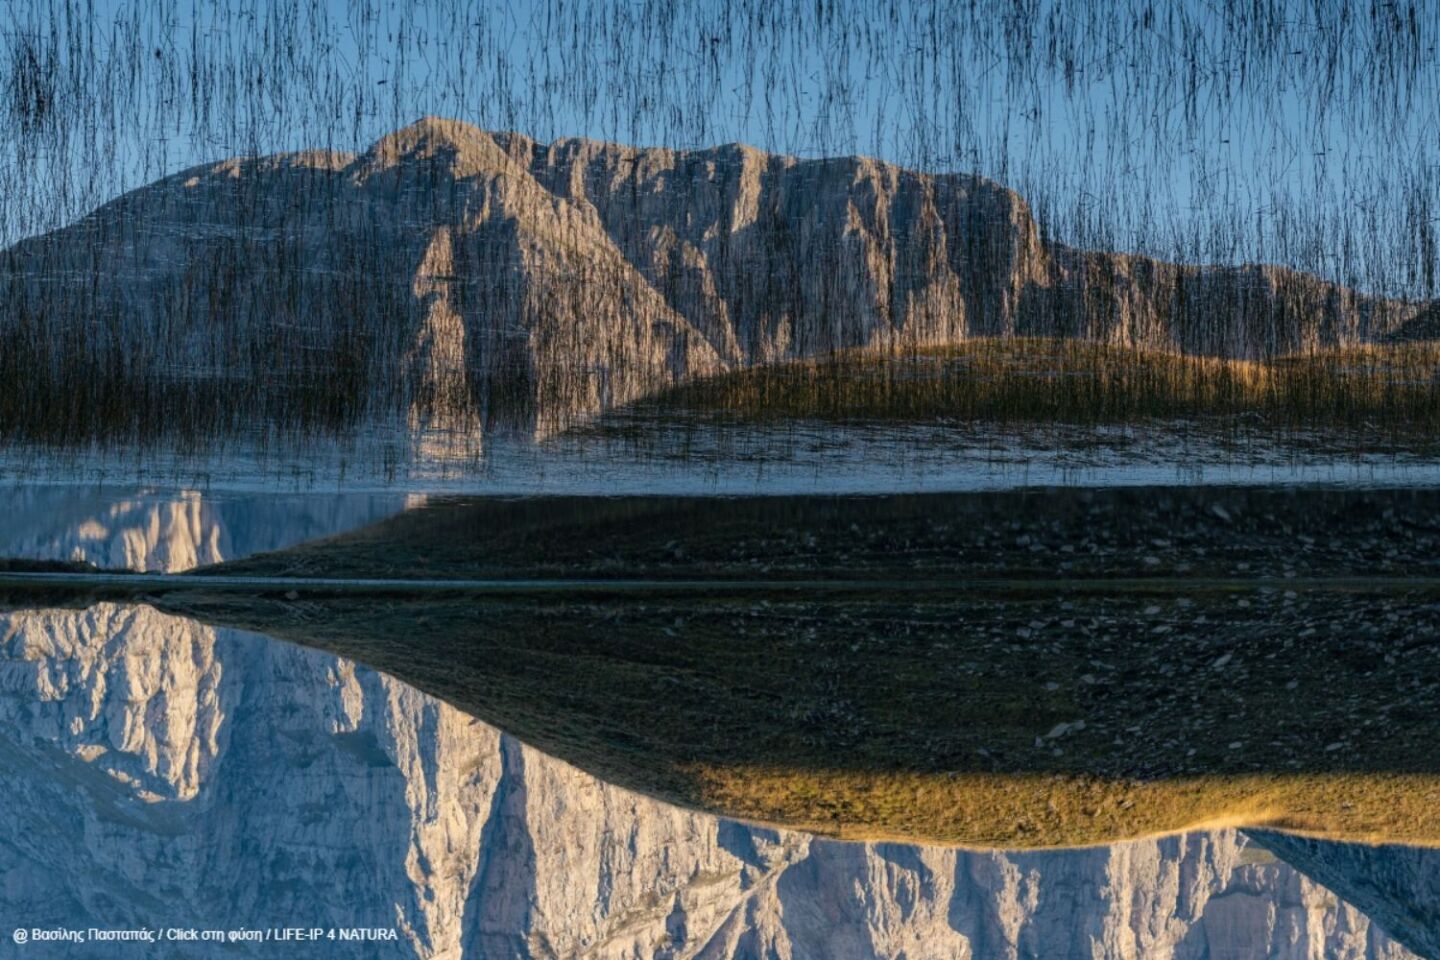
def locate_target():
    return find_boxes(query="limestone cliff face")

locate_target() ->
[0,119,721,436]
[0,601,1422,959]
[0,118,1425,437]
[508,133,1423,361]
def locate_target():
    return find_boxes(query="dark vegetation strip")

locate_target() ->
[8,570,1440,598]
[86,483,1440,846]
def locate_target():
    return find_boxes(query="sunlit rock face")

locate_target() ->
[507,135,1420,364]
[0,487,414,571]
[0,118,1424,438]
[0,602,1421,959]
[0,605,223,804]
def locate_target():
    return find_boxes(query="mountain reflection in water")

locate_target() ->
[0,601,1427,960]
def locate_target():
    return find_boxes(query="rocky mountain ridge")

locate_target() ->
[0,117,1425,436]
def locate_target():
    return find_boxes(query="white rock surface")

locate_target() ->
[0,602,1424,959]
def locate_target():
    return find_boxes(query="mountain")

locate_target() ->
[0,601,1422,959]
[494,131,1423,362]
[1384,301,1440,342]
[0,117,1426,436]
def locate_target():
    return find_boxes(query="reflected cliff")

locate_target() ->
[0,486,418,571]
[0,600,1429,960]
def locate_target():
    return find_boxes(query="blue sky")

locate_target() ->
[4,0,1437,296]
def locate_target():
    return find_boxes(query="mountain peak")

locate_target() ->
[383,115,482,146]
[357,116,509,179]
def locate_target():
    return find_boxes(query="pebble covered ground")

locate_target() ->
[201,485,1440,582]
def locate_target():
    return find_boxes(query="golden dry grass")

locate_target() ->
[686,768,1440,849]
[630,337,1440,433]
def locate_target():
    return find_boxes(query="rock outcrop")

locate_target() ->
[0,118,1426,437]
[0,601,1424,959]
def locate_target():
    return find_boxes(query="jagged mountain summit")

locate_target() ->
[0,117,1425,437]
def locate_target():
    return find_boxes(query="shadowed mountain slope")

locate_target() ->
[1249,830,1440,960]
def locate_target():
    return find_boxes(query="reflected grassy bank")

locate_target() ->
[156,585,1440,848]
[135,486,1440,848]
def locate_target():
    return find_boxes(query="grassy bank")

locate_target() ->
[620,338,1440,435]
[7,336,1440,449]
[162,587,1440,848]
[158,488,1440,848]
